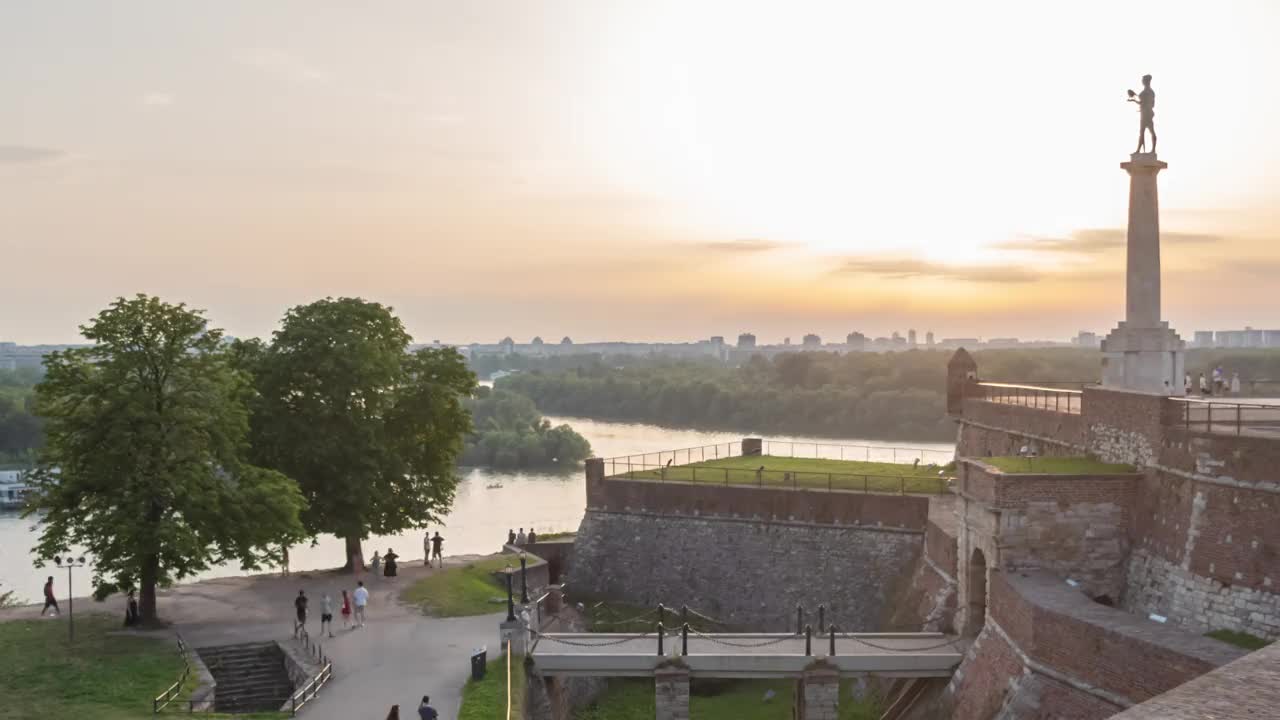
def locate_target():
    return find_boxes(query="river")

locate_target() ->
[0,417,953,603]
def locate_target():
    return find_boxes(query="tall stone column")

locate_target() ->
[655,666,689,720]
[1101,153,1185,395]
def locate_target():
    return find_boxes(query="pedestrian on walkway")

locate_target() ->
[386,704,400,720]
[320,593,335,638]
[1231,372,1241,395]
[1199,373,1210,396]
[353,581,369,627]
[340,589,352,630]
[424,531,432,567]
[1184,372,1192,395]
[418,695,438,720]
[527,528,537,545]
[430,532,444,567]
[294,590,309,637]
[124,590,140,627]
[515,528,526,545]
[40,576,59,617]
[384,549,399,579]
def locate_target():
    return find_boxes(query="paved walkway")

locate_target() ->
[0,553,505,719]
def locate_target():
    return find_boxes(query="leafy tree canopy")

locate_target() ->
[240,297,477,566]
[461,387,591,468]
[25,295,307,622]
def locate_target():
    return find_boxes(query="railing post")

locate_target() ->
[805,625,812,656]
[829,624,837,656]
[658,603,665,627]
[818,604,825,633]
[681,605,688,627]
[657,622,665,656]
[796,605,803,635]
[901,476,905,495]
[1237,404,1242,436]
[682,623,689,655]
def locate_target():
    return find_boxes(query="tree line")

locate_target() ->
[460,387,592,469]
[497,348,1280,442]
[25,295,476,624]
[0,368,43,466]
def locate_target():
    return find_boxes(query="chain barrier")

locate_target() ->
[531,629,654,647]
[686,627,797,648]
[833,633,963,652]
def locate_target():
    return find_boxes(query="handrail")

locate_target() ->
[505,638,513,720]
[1167,397,1280,436]
[152,634,191,714]
[608,464,953,496]
[976,381,1084,394]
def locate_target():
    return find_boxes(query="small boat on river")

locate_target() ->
[0,469,32,511]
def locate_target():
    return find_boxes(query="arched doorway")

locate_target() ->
[967,549,988,637]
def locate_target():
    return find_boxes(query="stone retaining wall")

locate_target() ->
[570,509,922,631]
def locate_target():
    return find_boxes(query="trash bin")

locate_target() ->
[470,647,487,681]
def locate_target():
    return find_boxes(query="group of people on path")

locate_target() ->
[293,581,370,639]
[507,527,537,546]
[1186,366,1242,396]
[385,696,438,720]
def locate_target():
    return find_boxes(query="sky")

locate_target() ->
[3,1,1280,345]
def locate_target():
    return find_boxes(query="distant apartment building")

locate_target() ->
[987,337,1021,347]
[1074,331,1100,348]
[802,333,822,348]
[940,338,981,349]
[846,331,866,351]
[907,329,917,346]
[925,331,935,346]
[1203,327,1280,348]
[1193,331,1215,348]
[737,333,756,349]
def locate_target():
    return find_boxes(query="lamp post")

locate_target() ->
[53,556,87,642]
[504,566,516,622]
[519,551,529,605]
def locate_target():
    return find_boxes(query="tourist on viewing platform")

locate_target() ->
[1231,372,1241,395]
[40,576,59,617]
[527,528,537,545]
[516,527,527,545]
[370,550,382,579]
[384,548,399,579]
[1199,373,1210,396]
[431,532,444,567]
[507,528,516,546]
[1185,373,1192,394]
[1213,365,1225,393]
[293,589,308,637]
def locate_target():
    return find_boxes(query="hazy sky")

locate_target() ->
[3,1,1279,345]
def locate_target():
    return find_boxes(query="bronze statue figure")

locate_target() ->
[1127,74,1156,153]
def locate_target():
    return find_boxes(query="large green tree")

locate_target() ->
[25,295,307,623]
[241,297,476,567]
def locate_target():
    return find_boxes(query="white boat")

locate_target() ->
[0,469,32,511]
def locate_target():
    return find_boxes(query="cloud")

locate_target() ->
[234,48,328,84]
[694,238,792,253]
[0,145,65,165]
[995,228,1223,253]
[833,257,1040,283]
[140,92,174,107]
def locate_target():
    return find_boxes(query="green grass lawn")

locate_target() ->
[0,614,289,720]
[612,455,952,495]
[401,554,521,617]
[1206,629,1272,650]
[981,456,1136,475]
[573,678,880,720]
[458,652,525,720]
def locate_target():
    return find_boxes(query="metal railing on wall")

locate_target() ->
[152,635,192,714]
[1169,397,1280,436]
[602,440,951,477]
[608,463,952,495]
[975,382,1084,414]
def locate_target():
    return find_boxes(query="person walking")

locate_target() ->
[431,532,445,568]
[384,548,399,579]
[369,551,382,580]
[386,705,400,720]
[1213,365,1225,393]
[515,528,526,546]
[1231,372,1241,395]
[340,589,352,630]
[124,590,140,627]
[353,581,369,627]
[1199,373,1210,396]
[424,531,432,567]
[418,695,438,720]
[293,590,309,638]
[320,592,335,638]
[40,576,59,617]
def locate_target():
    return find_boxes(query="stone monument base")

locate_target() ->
[1101,321,1184,396]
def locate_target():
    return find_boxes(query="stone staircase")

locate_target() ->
[197,641,295,713]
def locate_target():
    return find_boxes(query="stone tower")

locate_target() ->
[947,348,978,416]
[1101,153,1185,395]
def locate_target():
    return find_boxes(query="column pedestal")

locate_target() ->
[655,667,690,720]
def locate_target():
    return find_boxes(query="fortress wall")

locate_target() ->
[587,473,929,531]
[955,399,1086,458]
[569,509,922,631]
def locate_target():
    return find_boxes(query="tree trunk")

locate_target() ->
[139,552,160,624]
[344,536,364,572]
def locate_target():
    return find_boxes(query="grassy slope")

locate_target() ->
[458,652,525,720]
[981,456,1136,474]
[1206,629,1272,651]
[400,555,518,617]
[616,455,951,494]
[574,679,880,720]
[0,615,287,720]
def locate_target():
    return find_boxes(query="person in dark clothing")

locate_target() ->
[124,590,140,627]
[527,528,537,545]
[418,695,438,720]
[383,548,399,578]
[41,576,59,616]
[294,590,308,637]
[430,533,444,568]
[507,529,516,546]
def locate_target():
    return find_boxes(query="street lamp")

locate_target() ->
[53,556,87,642]
[504,565,516,622]
[519,551,529,605]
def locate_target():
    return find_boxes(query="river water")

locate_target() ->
[0,417,953,603]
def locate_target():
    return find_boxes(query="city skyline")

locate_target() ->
[5,1,1280,345]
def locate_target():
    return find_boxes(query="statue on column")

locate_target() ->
[1127,74,1156,153]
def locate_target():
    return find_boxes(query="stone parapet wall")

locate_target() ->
[1107,640,1280,720]
[570,510,921,631]
[587,475,929,531]
[956,399,1086,459]
[1160,428,1280,487]
[1125,549,1280,641]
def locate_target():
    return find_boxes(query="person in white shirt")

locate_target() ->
[1231,372,1241,395]
[320,593,335,638]
[515,528,527,545]
[353,581,369,627]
